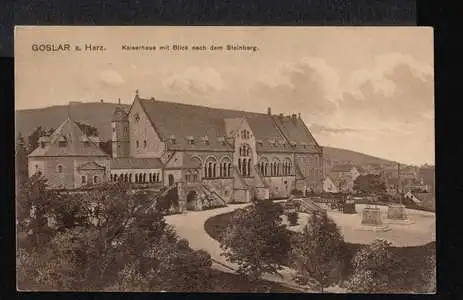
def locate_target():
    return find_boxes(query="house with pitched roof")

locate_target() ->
[108,91,324,203]
[28,118,110,189]
[328,164,361,192]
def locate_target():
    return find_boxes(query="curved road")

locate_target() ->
[165,204,302,290]
[165,202,435,292]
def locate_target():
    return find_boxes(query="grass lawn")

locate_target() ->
[204,209,435,293]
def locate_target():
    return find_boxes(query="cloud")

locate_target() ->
[309,123,363,135]
[340,53,434,123]
[163,67,226,96]
[249,56,339,116]
[99,69,126,87]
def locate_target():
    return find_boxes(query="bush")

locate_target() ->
[219,201,290,281]
[290,212,346,292]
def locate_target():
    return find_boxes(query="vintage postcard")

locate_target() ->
[15,26,435,293]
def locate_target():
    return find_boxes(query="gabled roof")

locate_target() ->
[111,157,163,170]
[28,118,109,157]
[136,97,321,154]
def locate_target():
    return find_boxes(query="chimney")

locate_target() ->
[291,114,297,120]
[135,89,139,99]
[298,113,301,119]
[100,99,104,103]
[267,107,271,115]
[279,113,283,119]
[118,98,121,104]
[150,97,155,101]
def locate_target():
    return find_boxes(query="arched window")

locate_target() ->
[272,158,280,177]
[220,157,232,177]
[56,164,63,173]
[239,143,252,176]
[283,158,292,176]
[204,157,218,178]
[129,174,132,183]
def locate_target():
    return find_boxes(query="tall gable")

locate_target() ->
[28,118,108,157]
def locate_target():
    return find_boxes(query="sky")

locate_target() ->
[15,26,434,166]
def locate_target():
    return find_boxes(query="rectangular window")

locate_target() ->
[94,176,98,184]
[81,175,86,184]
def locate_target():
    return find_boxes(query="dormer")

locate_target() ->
[169,134,176,144]
[217,136,226,145]
[38,136,49,148]
[202,136,210,145]
[268,138,276,146]
[256,139,263,147]
[80,135,90,146]
[58,135,67,147]
[187,136,195,145]
[289,141,297,147]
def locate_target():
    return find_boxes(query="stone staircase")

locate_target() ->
[292,198,326,214]
[198,183,227,209]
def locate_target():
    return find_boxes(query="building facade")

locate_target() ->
[28,91,325,203]
[28,118,111,189]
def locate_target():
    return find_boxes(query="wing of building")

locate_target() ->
[29,91,324,202]
[28,118,110,189]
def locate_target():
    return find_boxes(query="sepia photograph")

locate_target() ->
[15,26,435,293]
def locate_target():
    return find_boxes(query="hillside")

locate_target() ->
[323,146,396,166]
[15,102,395,166]
[15,102,130,142]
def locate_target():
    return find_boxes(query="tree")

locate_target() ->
[27,126,44,153]
[99,140,112,155]
[75,121,98,137]
[290,211,345,292]
[347,239,396,293]
[16,179,213,291]
[16,133,29,186]
[353,174,386,195]
[219,201,290,281]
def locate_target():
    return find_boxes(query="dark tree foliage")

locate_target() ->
[99,140,113,155]
[75,121,99,137]
[220,200,290,281]
[353,174,387,195]
[16,133,29,186]
[26,126,54,153]
[16,179,212,292]
[290,212,345,292]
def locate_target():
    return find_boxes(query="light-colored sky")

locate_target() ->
[15,26,434,165]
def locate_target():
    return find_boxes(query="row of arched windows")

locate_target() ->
[203,157,232,178]
[257,158,292,177]
[111,172,161,184]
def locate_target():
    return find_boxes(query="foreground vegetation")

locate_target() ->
[205,202,436,293]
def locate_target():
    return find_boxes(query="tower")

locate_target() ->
[111,103,130,158]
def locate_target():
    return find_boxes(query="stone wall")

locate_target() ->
[129,99,166,158]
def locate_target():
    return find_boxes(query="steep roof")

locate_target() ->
[28,118,109,157]
[137,97,321,154]
[111,157,163,170]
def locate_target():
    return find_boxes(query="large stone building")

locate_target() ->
[28,91,325,203]
[28,118,111,189]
